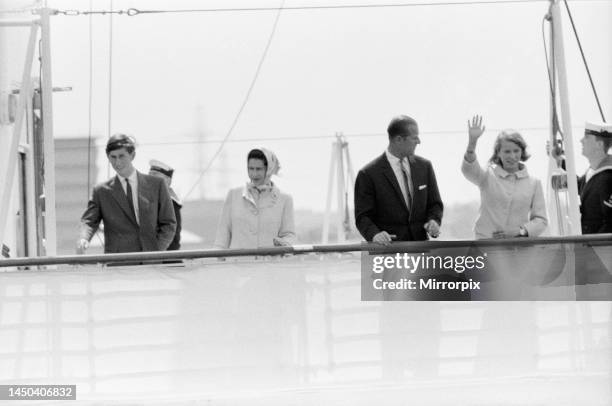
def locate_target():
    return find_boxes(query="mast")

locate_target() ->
[549,0,582,235]
[40,7,58,255]
[0,18,39,255]
[0,7,58,257]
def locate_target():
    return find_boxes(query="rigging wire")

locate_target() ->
[50,0,612,17]
[53,126,562,150]
[0,3,39,15]
[105,0,115,179]
[87,0,94,199]
[43,0,610,191]
[182,0,286,200]
[542,12,564,142]
[562,0,606,122]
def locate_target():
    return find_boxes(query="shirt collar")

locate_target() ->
[492,163,529,179]
[121,170,138,184]
[385,149,405,167]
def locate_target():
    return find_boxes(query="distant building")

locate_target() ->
[55,137,98,255]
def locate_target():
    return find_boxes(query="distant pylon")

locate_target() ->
[322,133,355,244]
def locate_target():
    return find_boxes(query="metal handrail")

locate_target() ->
[0,234,610,268]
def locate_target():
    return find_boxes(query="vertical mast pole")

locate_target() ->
[551,0,581,235]
[40,7,58,255]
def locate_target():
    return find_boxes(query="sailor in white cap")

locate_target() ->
[149,159,182,250]
[578,121,612,234]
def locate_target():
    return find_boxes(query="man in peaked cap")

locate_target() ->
[149,159,182,250]
[578,121,612,234]
[77,134,176,254]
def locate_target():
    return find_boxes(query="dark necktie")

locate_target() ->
[125,178,137,222]
[401,163,412,211]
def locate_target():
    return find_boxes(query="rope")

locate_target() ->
[87,0,93,198]
[0,2,39,15]
[563,0,607,122]
[106,0,114,179]
[542,11,565,161]
[53,0,589,17]
[182,0,286,200]
[52,126,566,150]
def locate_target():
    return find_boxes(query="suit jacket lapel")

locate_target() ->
[380,154,410,212]
[110,176,139,226]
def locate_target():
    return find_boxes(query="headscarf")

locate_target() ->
[260,147,281,184]
[246,148,281,200]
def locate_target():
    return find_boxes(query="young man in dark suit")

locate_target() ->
[354,115,443,244]
[76,134,176,254]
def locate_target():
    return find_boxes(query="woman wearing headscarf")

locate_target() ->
[214,148,296,249]
[462,115,547,239]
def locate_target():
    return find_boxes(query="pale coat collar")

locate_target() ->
[241,182,279,207]
[491,163,529,179]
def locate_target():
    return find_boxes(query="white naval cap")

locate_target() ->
[149,159,174,178]
[585,121,612,138]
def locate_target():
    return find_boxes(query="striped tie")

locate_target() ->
[401,164,412,211]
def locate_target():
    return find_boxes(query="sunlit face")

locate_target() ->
[108,147,135,178]
[396,124,420,158]
[497,140,522,172]
[247,158,267,186]
[580,133,601,159]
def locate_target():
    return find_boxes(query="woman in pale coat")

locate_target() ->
[462,115,547,239]
[214,148,296,249]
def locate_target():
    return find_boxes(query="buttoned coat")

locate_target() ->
[214,185,296,249]
[461,159,547,239]
[79,172,177,253]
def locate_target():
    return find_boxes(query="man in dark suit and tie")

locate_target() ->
[76,134,176,254]
[355,115,443,244]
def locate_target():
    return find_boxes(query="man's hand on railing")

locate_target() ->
[273,237,291,247]
[424,220,440,239]
[372,231,396,246]
[76,238,89,255]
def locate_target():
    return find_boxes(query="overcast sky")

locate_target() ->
[6,0,612,210]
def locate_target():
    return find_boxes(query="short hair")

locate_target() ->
[106,133,135,155]
[387,115,418,139]
[596,135,612,153]
[247,149,267,167]
[489,130,530,165]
